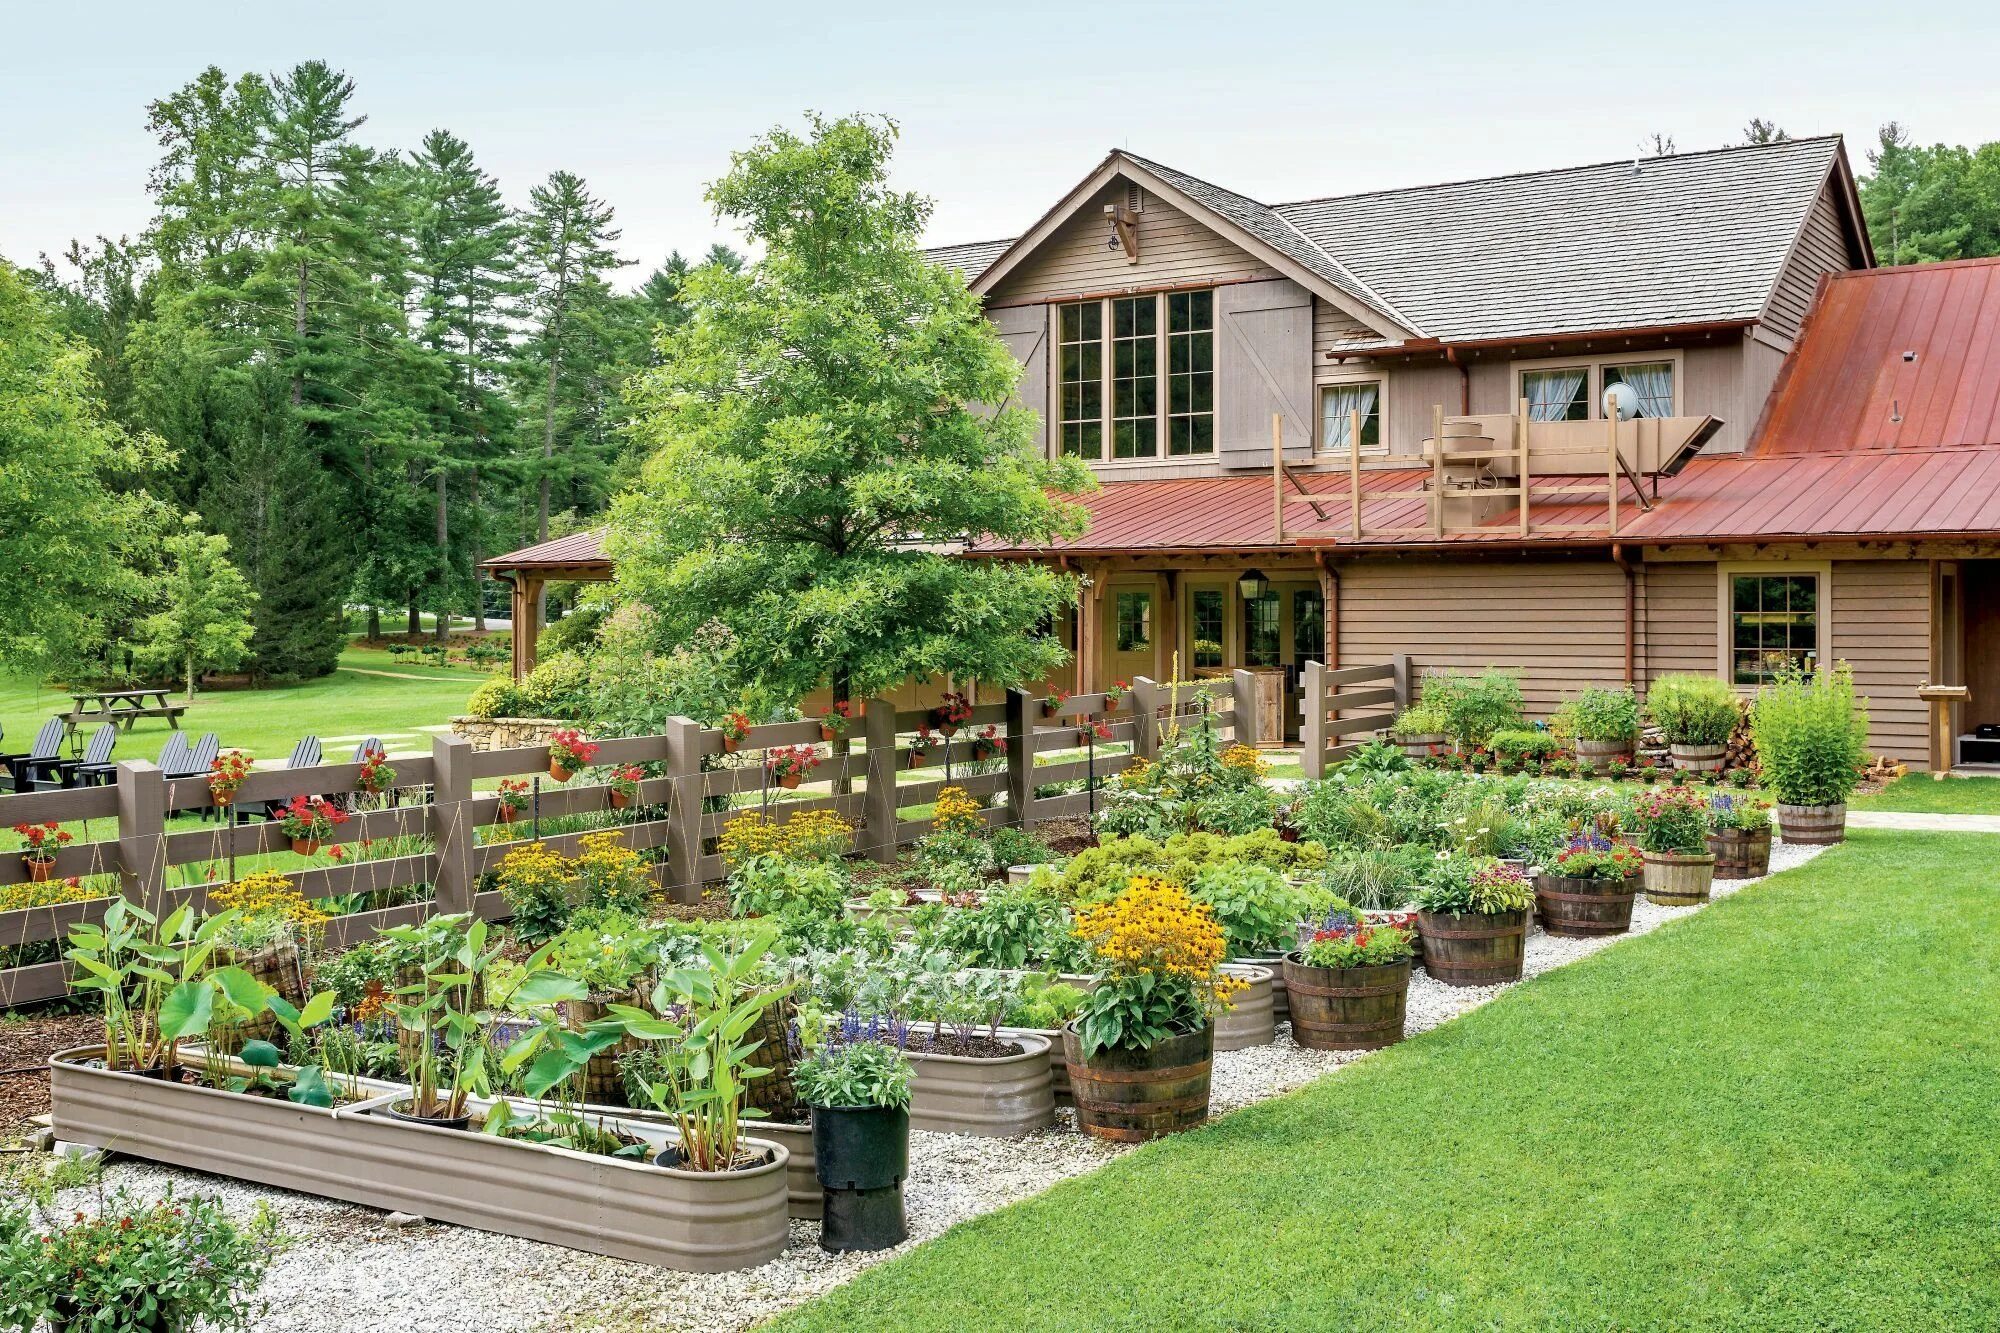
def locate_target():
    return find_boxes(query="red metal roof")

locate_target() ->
[478,527,612,572]
[1756,257,2000,456]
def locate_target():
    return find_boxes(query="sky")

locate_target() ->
[5,0,1999,287]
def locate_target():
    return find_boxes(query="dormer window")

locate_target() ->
[1056,290,1214,460]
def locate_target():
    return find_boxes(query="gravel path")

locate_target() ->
[33,844,1824,1333]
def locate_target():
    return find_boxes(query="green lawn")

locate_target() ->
[1852,774,2000,815]
[0,643,490,765]
[772,830,2000,1332]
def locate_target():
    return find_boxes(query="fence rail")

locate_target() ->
[0,672,1258,1007]
[1299,657,1410,778]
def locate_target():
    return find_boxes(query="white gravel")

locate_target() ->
[35,843,1825,1332]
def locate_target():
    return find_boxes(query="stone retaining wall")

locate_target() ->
[448,716,569,752]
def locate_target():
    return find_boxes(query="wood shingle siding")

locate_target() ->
[984,187,1279,305]
[1831,559,1930,764]
[1335,558,1629,716]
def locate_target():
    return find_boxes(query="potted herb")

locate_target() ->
[1283,904,1416,1051]
[765,744,820,790]
[930,690,973,737]
[208,749,254,809]
[1412,855,1533,987]
[1064,876,1243,1141]
[796,1018,914,1253]
[1705,793,1773,878]
[495,777,530,823]
[906,727,937,768]
[1647,674,1740,772]
[1388,697,1451,761]
[1559,685,1641,772]
[275,795,347,856]
[1750,662,1867,845]
[1534,835,1643,937]
[356,745,396,796]
[720,710,752,754]
[1632,785,1717,905]
[607,764,644,810]
[817,699,860,742]
[13,822,70,882]
[0,1189,286,1333]
[546,727,599,781]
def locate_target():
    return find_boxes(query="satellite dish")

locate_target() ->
[1603,382,1641,421]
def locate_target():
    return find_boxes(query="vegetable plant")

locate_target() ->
[1646,674,1742,747]
[1557,685,1642,744]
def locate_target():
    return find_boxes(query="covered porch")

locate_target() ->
[477,529,613,680]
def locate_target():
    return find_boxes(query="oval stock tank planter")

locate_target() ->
[1213,963,1275,1051]
[1669,743,1727,772]
[906,1032,1055,1137]
[1062,1024,1213,1143]
[1776,803,1846,845]
[1282,956,1411,1051]
[1534,872,1640,938]
[1642,850,1716,906]
[1707,827,1772,878]
[1416,909,1528,987]
[48,1049,790,1271]
[1231,955,1290,1021]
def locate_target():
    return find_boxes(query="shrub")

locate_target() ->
[1557,685,1641,743]
[1750,662,1869,807]
[1340,738,1410,775]
[1489,728,1558,765]
[1440,669,1527,749]
[1004,974,1088,1029]
[933,885,1081,970]
[1187,861,1313,957]
[1647,674,1742,747]
[465,676,529,720]
[520,652,593,719]
[1388,696,1451,740]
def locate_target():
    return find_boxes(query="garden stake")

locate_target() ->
[531,774,542,838]
[1086,724,1097,819]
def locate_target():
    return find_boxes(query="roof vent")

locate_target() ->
[1126,183,1144,213]
[1903,350,1918,363]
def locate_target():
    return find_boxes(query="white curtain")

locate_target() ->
[1321,382,1380,451]
[1524,368,1586,421]
[1616,363,1675,418]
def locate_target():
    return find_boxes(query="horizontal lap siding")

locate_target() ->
[1337,559,1628,718]
[1642,562,1718,683]
[1763,185,1853,345]
[1833,560,1930,765]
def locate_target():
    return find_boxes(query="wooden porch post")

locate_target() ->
[510,576,543,682]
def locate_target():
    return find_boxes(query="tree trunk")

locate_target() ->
[186,649,198,702]
[832,666,852,797]
[536,339,560,630]
[435,467,450,647]
[469,467,486,632]
[407,595,421,639]
[366,605,380,640]
[291,255,308,408]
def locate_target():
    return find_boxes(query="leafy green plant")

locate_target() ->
[1646,674,1742,747]
[1438,669,1526,749]
[933,885,1080,970]
[1558,685,1642,744]
[65,900,237,1072]
[378,913,510,1121]
[727,854,849,920]
[1341,738,1410,775]
[1708,793,1773,833]
[1388,696,1451,740]
[1319,845,1429,910]
[1297,921,1415,968]
[1489,728,1558,765]
[1003,974,1088,1030]
[1750,662,1868,807]
[1187,862,1312,956]
[795,1033,913,1111]
[465,676,530,720]
[1070,877,1240,1058]
[1412,856,1533,915]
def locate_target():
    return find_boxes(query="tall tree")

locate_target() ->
[611,114,1092,713]
[0,265,169,675]
[1859,122,2000,265]
[135,519,257,698]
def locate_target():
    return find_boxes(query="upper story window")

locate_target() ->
[1318,380,1384,455]
[1055,290,1213,460]
[1518,357,1678,421]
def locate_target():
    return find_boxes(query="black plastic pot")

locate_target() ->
[811,1104,909,1252]
[382,1099,473,1132]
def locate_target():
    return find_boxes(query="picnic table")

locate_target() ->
[67,688,187,735]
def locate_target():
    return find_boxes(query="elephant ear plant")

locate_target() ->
[610,930,796,1171]
[65,900,240,1073]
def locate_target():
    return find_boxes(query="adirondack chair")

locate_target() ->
[4,718,68,793]
[31,725,116,791]
[342,737,384,811]
[163,732,217,781]
[156,732,190,779]
[240,736,324,824]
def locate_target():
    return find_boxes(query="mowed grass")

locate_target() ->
[0,643,490,764]
[772,830,2000,1333]
[1852,773,2000,814]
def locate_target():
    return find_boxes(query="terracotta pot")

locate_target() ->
[1062,1023,1212,1143]
[212,790,235,808]
[1776,802,1846,845]
[609,791,631,810]
[1643,849,1716,905]
[1534,871,1639,937]
[549,761,574,782]
[1283,956,1411,1051]
[907,751,927,769]
[24,858,53,883]
[496,804,520,824]
[722,735,741,754]
[777,773,802,790]
[289,838,321,857]
[819,724,839,742]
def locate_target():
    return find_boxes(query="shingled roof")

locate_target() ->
[924,136,1864,347]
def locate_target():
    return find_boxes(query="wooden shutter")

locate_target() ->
[1215,279,1313,469]
[985,303,1050,454]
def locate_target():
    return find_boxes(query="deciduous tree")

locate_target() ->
[135,520,258,697]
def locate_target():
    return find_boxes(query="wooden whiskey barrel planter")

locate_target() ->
[1776,803,1846,845]
[1533,872,1639,938]
[209,940,303,1053]
[1397,733,1448,762]
[1415,909,1527,987]
[1705,828,1772,878]
[1573,738,1631,772]
[1061,1024,1213,1143]
[1282,957,1411,1051]
[1669,743,1727,772]
[1642,850,1716,906]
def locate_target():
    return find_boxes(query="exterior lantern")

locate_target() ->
[1237,568,1270,601]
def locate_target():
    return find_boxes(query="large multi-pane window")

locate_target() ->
[1729,573,1819,685]
[1057,301,1103,458]
[1053,290,1213,460]
[1190,589,1225,668]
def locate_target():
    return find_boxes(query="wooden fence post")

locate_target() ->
[1301,661,1327,779]
[114,760,166,916]
[863,698,899,863]
[1231,669,1261,748]
[1392,652,1412,713]
[1129,676,1159,760]
[1006,688,1034,831]
[663,716,704,903]
[430,734,475,916]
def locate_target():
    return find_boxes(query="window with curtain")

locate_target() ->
[1057,301,1104,459]
[1115,591,1152,652]
[1730,574,1819,685]
[1191,589,1225,668]
[1603,361,1675,418]
[1319,381,1383,454]
[1110,296,1158,459]
[1166,290,1215,455]
[1522,367,1590,420]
